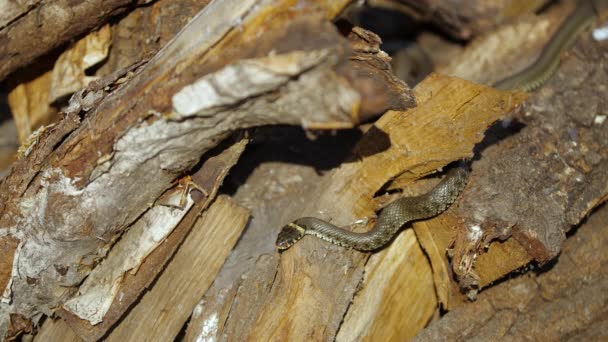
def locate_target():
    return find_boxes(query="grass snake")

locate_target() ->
[275,0,603,251]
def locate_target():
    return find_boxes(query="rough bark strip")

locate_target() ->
[191,74,526,341]
[413,5,608,297]
[105,195,250,342]
[0,0,151,82]
[449,20,608,292]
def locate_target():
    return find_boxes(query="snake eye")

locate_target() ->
[276,224,305,250]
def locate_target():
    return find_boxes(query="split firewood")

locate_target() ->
[414,1,608,305]
[415,202,608,341]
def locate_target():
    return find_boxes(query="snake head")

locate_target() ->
[276,223,306,251]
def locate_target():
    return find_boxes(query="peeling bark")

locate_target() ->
[440,14,608,295]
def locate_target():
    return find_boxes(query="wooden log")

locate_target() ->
[33,318,80,342]
[0,0,149,82]
[415,202,608,341]
[104,195,250,341]
[335,230,437,342]
[5,0,213,144]
[56,138,247,341]
[415,3,608,300]
[438,1,576,86]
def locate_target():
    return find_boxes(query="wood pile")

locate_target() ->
[0,0,606,340]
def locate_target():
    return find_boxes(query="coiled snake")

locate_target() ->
[275,0,603,251]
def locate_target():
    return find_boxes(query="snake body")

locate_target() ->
[276,164,469,251]
[494,0,602,91]
[275,0,601,251]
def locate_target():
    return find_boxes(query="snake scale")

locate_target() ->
[275,0,603,251]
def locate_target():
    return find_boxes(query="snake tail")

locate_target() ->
[494,0,600,91]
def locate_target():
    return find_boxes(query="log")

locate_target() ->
[5,0,213,143]
[1,0,420,337]
[57,138,247,340]
[0,0,149,82]
[105,195,250,341]
[415,2,608,300]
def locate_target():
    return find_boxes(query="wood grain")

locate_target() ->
[336,230,437,342]
[105,195,249,341]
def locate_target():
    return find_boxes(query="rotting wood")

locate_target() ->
[189,73,526,341]
[1,0,416,337]
[415,202,608,341]
[103,195,250,342]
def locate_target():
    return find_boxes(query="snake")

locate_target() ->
[494,0,604,91]
[275,0,602,251]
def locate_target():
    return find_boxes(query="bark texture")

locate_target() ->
[415,202,608,341]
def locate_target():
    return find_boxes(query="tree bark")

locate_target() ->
[0,0,151,82]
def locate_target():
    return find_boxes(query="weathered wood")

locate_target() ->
[438,1,575,85]
[0,0,382,337]
[5,0,213,144]
[189,73,526,340]
[104,195,249,341]
[336,230,437,341]
[415,202,608,341]
[56,138,247,341]
[0,0,148,82]
[34,318,80,342]
[334,75,527,339]
[416,5,608,298]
